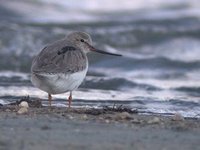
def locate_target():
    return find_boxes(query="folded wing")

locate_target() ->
[31,42,87,74]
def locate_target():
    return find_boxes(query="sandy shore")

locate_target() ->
[0,101,200,150]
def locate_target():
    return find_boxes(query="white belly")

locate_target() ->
[31,69,87,94]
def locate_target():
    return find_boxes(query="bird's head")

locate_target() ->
[67,32,122,56]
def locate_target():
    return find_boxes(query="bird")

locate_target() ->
[31,31,121,108]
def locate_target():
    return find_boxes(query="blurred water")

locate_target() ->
[0,0,200,118]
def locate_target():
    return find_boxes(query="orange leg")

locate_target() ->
[68,92,72,108]
[48,93,52,107]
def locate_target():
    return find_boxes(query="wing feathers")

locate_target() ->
[31,44,87,74]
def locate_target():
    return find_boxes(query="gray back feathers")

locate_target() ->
[31,38,87,74]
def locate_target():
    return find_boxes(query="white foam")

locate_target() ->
[143,104,200,118]
[0,71,29,80]
[0,86,135,101]
[2,0,200,23]
[141,38,200,62]
[0,85,199,118]
[0,99,9,105]
[40,0,200,12]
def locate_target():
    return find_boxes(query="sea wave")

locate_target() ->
[0,0,200,118]
[1,0,200,23]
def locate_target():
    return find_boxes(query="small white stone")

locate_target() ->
[115,112,132,120]
[105,119,110,123]
[17,107,28,115]
[172,113,184,121]
[67,115,74,120]
[19,101,29,108]
[147,117,160,124]
[5,109,11,112]
[82,114,88,120]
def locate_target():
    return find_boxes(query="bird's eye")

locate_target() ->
[80,39,84,42]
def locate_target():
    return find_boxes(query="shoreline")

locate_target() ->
[0,103,200,150]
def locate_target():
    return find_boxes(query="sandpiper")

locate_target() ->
[31,32,121,107]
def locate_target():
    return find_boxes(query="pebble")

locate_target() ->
[131,118,141,124]
[147,117,161,124]
[41,125,51,130]
[17,107,28,115]
[114,112,132,120]
[82,114,88,120]
[19,101,29,108]
[98,117,104,120]
[105,119,110,123]
[67,115,74,120]
[5,109,11,112]
[172,113,184,121]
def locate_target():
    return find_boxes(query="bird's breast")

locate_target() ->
[31,65,88,94]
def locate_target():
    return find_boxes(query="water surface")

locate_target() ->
[1,0,200,118]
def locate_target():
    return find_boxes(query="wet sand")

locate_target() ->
[0,102,200,150]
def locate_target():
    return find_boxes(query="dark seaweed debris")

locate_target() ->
[103,105,138,114]
[83,105,138,115]
[9,96,42,108]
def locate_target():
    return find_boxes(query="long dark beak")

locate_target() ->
[86,42,122,56]
[91,49,122,56]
